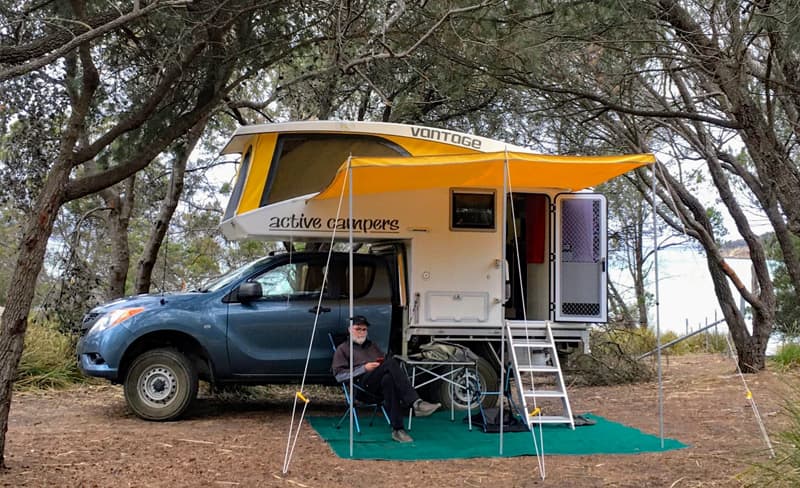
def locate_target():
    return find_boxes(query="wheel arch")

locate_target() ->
[119,331,214,384]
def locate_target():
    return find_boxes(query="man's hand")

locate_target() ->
[364,361,381,372]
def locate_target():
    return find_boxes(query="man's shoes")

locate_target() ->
[413,399,441,417]
[392,429,413,443]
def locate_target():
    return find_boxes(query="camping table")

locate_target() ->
[396,356,478,431]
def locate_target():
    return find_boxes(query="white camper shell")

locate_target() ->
[219,121,654,355]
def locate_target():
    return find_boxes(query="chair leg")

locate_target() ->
[368,405,378,426]
[381,406,391,425]
[353,407,362,433]
[335,406,362,433]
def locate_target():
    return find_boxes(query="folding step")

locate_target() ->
[506,320,575,430]
[528,415,574,425]
[516,365,559,373]
[511,340,554,348]
[520,390,565,398]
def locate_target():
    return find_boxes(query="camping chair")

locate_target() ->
[327,333,390,433]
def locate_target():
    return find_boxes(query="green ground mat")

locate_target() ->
[307,412,687,460]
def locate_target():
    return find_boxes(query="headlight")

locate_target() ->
[89,307,144,335]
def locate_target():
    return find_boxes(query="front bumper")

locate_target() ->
[76,327,132,381]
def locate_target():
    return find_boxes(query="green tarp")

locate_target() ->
[308,412,686,461]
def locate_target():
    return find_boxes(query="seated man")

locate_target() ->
[331,315,440,443]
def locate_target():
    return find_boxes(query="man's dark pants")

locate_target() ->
[359,358,419,430]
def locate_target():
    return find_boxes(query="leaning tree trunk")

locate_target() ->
[707,258,771,372]
[134,119,203,294]
[0,164,70,467]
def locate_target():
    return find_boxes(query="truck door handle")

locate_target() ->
[308,306,331,314]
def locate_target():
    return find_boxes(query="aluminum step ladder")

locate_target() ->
[506,320,575,429]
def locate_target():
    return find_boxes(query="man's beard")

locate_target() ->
[352,335,367,345]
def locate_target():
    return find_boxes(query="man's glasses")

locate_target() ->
[351,326,368,332]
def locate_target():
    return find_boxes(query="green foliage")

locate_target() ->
[766,233,800,340]
[0,207,23,307]
[770,343,800,372]
[16,320,84,390]
[663,330,729,355]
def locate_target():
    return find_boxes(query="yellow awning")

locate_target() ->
[313,151,655,199]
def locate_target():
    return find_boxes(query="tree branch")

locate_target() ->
[0,1,189,82]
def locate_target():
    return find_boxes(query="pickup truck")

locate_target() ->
[77,251,400,421]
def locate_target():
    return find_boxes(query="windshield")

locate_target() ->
[201,256,274,292]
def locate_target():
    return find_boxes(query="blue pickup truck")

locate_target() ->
[77,251,397,420]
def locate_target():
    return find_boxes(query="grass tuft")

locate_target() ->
[16,320,85,390]
[742,399,800,487]
[771,343,800,372]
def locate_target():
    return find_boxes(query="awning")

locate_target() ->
[313,151,655,200]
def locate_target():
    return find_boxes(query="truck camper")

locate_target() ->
[219,121,654,408]
[77,120,654,421]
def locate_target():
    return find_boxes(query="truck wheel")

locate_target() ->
[436,356,499,411]
[124,348,198,421]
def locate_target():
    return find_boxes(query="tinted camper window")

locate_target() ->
[451,190,495,230]
[223,147,252,220]
[261,134,408,206]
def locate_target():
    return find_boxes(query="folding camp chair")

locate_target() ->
[328,333,390,433]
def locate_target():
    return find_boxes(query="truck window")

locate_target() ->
[254,261,329,299]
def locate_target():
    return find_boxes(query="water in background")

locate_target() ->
[611,246,782,354]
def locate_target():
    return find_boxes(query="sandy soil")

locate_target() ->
[1,353,796,487]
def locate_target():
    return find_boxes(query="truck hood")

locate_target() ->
[89,292,207,313]
[81,292,211,333]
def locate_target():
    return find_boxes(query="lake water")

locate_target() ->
[611,246,783,354]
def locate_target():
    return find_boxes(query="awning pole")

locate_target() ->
[651,162,664,446]
[499,151,509,455]
[348,156,355,457]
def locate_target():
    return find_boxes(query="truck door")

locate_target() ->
[226,255,340,377]
[554,194,608,322]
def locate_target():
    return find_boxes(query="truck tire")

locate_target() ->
[124,348,198,421]
[436,356,499,411]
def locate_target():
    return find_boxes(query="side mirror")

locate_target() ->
[237,282,263,302]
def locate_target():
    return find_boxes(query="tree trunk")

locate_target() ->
[0,163,70,467]
[135,120,204,294]
[608,279,636,327]
[634,240,649,329]
[102,176,135,299]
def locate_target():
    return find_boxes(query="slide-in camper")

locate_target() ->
[219,121,653,406]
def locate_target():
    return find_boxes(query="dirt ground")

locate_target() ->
[1,353,797,487]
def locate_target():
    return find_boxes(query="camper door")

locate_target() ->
[554,194,607,322]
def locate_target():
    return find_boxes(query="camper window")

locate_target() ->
[223,146,252,221]
[451,190,495,231]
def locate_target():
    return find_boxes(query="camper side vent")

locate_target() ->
[562,303,600,316]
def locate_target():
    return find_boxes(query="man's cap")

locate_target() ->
[351,315,370,326]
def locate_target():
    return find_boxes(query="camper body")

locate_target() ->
[77,120,653,421]
[220,121,622,346]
